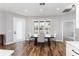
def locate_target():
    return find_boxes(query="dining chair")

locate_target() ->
[49,33,57,46]
[53,33,57,46]
[45,34,51,46]
[54,33,57,38]
[44,38,48,45]
[26,33,32,45]
[37,32,45,47]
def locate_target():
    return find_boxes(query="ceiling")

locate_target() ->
[0,3,75,16]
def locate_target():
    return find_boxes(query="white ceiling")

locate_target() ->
[0,3,75,16]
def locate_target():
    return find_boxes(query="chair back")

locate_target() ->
[37,32,45,43]
[54,33,57,38]
[26,33,31,40]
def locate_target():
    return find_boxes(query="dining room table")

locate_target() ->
[31,34,54,46]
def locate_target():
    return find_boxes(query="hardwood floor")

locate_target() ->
[0,41,66,56]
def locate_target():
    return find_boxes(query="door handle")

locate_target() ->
[14,31,16,34]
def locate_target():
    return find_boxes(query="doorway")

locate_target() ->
[13,17,25,42]
[63,21,75,41]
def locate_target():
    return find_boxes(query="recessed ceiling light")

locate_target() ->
[40,9,43,11]
[40,3,45,5]
[25,9,28,12]
[56,8,60,11]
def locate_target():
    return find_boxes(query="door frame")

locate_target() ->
[62,20,75,41]
[13,17,26,43]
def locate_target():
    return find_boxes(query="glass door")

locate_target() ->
[33,19,51,36]
[45,21,51,35]
[39,21,45,33]
[63,21,75,41]
[33,21,39,37]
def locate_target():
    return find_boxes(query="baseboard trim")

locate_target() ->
[5,39,63,45]
[55,40,63,42]
[5,42,15,45]
[5,40,27,45]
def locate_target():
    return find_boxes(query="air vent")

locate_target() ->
[62,4,75,13]
[40,3,45,5]
[62,8,72,13]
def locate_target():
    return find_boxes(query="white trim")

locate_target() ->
[55,39,63,42]
[5,40,26,45]
[62,21,64,41]
[4,42,15,45]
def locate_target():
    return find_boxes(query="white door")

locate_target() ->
[63,21,75,41]
[13,17,25,42]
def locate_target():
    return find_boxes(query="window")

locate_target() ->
[34,21,39,34]
[33,19,51,35]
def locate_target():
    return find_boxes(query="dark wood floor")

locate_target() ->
[0,41,66,56]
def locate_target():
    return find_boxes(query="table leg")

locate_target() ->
[0,35,4,45]
[34,38,37,46]
[48,38,50,47]
[2,35,4,45]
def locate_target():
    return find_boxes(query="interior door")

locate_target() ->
[13,17,25,42]
[63,21,75,41]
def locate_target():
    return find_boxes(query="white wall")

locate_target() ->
[25,12,76,41]
[0,12,6,34]
[0,11,27,45]
[0,11,76,45]
[5,12,27,45]
[53,16,63,41]
[25,16,55,36]
[54,11,76,41]
[75,5,79,41]
[5,13,14,44]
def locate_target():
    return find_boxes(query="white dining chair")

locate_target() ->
[53,33,57,41]
[45,34,51,42]
[26,33,32,45]
[37,32,45,47]
[50,33,57,45]
[53,33,57,46]
[54,33,57,38]
[26,33,31,40]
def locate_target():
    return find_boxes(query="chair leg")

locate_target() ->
[29,40,31,46]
